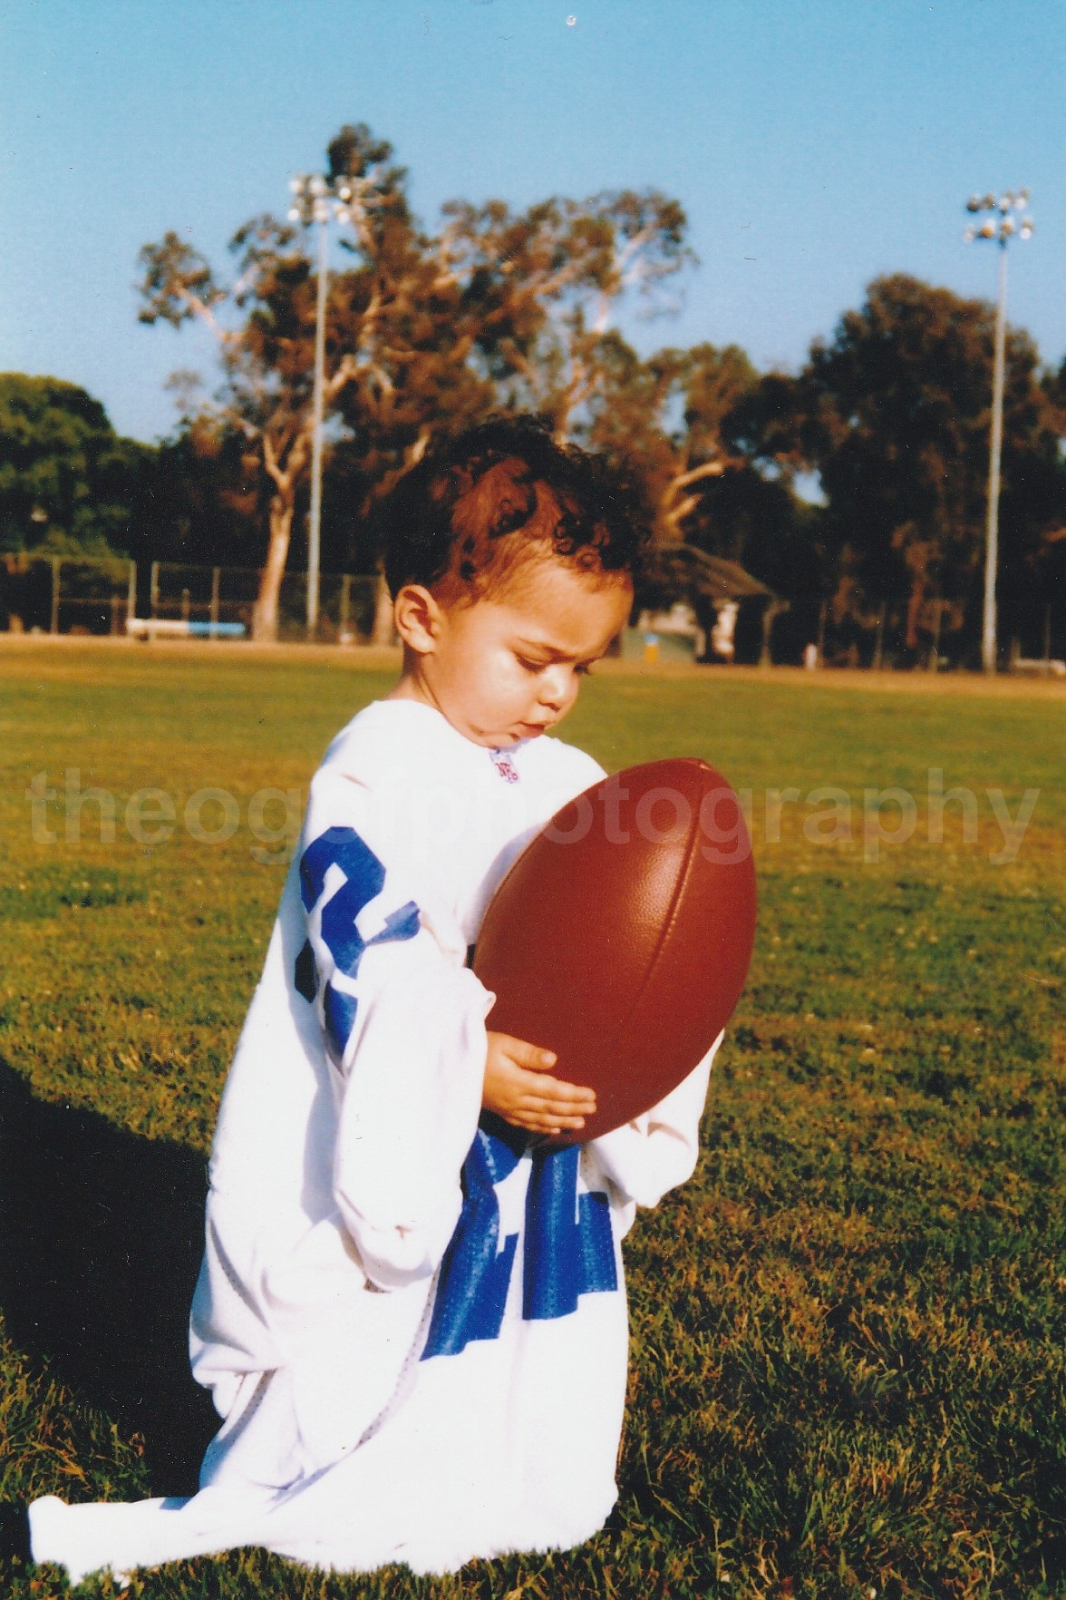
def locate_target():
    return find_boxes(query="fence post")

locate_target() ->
[816,598,827,666]
[340,574,351,641]
[759,603,772,667]
[50,557,60,635]
[928,600,942,672]
[760,598,788,667]
[210,566,220,639]
[127,560,137,626]
[873,603,886,672]
[150,561,159,622]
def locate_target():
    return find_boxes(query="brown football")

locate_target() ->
[473,757,756,1146]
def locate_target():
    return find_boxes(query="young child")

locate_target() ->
[29,417,720,1585]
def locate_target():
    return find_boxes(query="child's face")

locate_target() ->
[399,558,632,748]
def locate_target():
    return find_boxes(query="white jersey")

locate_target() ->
[29,698,718,1585]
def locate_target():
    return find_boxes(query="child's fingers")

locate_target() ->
[509,1109,585,1134]
[482,1033,595,1128]
[500,1034,558,1072]
[549,1076,596,1105]
[529,1075,596,1111]
[497,1039,596,1106]
[514,1087,595,1122]
[510,1083,595,1119]
[517,1098,589,1122]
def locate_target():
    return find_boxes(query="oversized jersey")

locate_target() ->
[28,699,717,1585]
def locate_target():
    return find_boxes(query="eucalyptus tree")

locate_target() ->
[583,338,757,543]
[137,125,485,640]
[137,127,717,641]
[731,274,1065,658]
[448,189,693,442]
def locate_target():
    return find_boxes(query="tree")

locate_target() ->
[138,124,486,641]
[732,275,1066,660]
[449,190,693,442]
[584,338,757,543]
[0,374,155,557]
[132,412,265,570]
[137,137,701,640]
[996,357,1066,655]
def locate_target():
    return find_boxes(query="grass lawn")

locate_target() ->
[1,640,1064,1599]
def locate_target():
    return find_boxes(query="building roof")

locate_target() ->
[640,544,774,606]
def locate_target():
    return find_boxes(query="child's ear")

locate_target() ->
[393,584,444,654]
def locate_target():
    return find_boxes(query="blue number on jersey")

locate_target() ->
[523,1144,617,1321]
[421,1130,522,1359]
[422,1131,617,1360]
[296,825,420,1058]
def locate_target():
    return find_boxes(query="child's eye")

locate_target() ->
[515,655,594,677]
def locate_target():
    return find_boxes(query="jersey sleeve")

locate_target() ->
[296,756,458,1074]
[295,750,492,1290]
[585,1032,722,1212]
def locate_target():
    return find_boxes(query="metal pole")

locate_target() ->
[873,602,886,672]
[127,560,137,624]
[150,560,159,620]
[210,565,220,639]
[929,600,942,672]
[759,601,773,667]
[982,244,1008,673]
[50,558,60,634]
[340,572,351,641]
[307,216,329,638]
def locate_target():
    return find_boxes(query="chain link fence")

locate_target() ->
[1,556,381,643]
[1,554,136,635]
[2,554,1059,669]
[146,563,379,642]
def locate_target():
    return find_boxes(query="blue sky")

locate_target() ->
[1,0,1063,443]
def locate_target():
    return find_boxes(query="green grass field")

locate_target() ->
[1,641,1064,1599]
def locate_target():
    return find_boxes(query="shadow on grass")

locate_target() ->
[0,1058,219,1493]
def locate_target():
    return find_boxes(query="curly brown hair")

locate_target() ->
[381,415,648,606]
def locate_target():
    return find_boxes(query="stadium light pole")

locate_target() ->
[288,172,357,637]
[964,189,1033,673]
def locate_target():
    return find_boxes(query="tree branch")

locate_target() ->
[174,282,233,347]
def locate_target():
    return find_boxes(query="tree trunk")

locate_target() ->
[657,479,692,545]
[253,493,294,643]
[904,559,929,653]
[370,570,397,647]
[657,460,727,545]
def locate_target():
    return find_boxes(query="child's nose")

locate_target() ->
[538,665,573,710]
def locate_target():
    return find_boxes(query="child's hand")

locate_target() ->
[483,1030,597,1137]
